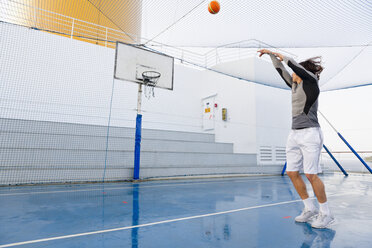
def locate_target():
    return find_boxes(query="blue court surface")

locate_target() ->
[0,174,371,248]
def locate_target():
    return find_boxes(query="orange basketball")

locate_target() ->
[208,1,220,14]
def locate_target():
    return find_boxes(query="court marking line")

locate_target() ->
[0,192,352,248]
[0,176,283,196]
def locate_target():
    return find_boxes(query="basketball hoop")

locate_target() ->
[142,71,161,98]
[114,42,174,180]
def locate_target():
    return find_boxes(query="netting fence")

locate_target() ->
[0,20,272,185]
[2,2,370,185]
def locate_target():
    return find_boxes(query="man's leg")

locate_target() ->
[286,130,318,222]
[302,128,334,228]
[287,171,318,223]
[287,171,309,200]
[305,174,326,203]
[306,173,334,228]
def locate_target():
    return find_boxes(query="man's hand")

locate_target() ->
[258,49,284,61]
[258,49,272,57]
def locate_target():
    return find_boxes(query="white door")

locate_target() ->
[202,95,216,131]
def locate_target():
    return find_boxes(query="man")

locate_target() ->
[258,49,334,228]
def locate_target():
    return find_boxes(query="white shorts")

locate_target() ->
[286,127,323,174]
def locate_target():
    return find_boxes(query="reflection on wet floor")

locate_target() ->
[0,174,371,247]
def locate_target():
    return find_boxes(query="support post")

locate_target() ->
[323,144,348,176]
[319,111,372,174]
[134,84,143,180]
[281,162,287,176]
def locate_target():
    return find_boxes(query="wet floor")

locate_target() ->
[0,174,371,247]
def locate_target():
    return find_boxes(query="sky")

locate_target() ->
[319,85,372,152]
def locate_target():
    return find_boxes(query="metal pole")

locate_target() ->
[105,27,108,47]
[33,6,37,28]
[137,84,143,115]
[215,49,218,65]
[281,162,287,176]
[71,18,75,39]
[323,144,348,176]
[319,110,372,174]
[318,111,337,133]
[134,84,143,180]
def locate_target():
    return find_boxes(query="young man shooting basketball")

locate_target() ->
[258,49,334,229]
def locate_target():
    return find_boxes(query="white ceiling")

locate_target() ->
[141,0,372,48]
[139,0,372,91]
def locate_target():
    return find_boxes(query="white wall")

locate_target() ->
[0,22,291,157]
[0,23,204,133]
[201,59,291,157]
[200,69,257,153]
[109,64,205,132]
[254,84,292,165]
[0,23,115,126]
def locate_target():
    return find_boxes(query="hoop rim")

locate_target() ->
[142,71,161,79]
[142,71,161,85]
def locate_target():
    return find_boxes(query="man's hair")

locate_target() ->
[299,56,324,80]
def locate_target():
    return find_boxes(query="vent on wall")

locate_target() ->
[275,147,286,162]
[259,146,272,162]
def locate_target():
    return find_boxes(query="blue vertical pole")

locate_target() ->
[281,162,287,176]
[323,144,348,176]
[133,114,142,180]
[134,84,143,180]
[337,132,372,174]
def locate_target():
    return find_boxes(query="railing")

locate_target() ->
[321,151,372,173]
[0,0,139,48]
[0,0,296,69]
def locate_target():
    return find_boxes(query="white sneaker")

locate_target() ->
[295,209,319,223]
[311,212,335,229]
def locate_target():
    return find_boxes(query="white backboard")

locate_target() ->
[114,42,174,90]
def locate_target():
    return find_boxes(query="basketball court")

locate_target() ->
[1,0,372,247]
[1,175,371,247]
